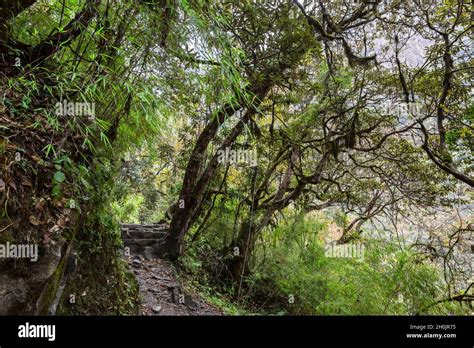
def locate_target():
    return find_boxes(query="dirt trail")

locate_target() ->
[126,256,222,316]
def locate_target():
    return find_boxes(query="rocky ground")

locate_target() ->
[126,255,222,316]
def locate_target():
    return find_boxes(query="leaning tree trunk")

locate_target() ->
[223,152,330,283]
[161,85,271,260]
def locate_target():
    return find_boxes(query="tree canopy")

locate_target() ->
[0,0,472,316]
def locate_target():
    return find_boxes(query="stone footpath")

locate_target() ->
[121,223,222,316]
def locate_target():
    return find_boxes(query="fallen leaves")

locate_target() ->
[29,215,41,226]
[35,197,46,211]
[8,181,17,191]
[21,178,32,187]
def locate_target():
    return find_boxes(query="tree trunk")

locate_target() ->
[228,220,257,280]
[162,85,271,260]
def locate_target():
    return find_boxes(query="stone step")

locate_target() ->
[120,223,169,260]
[121,230,167,240]
[124,240,169,260]
[121,223,168,230]
[123,238,162,247]
[127,245,162,259]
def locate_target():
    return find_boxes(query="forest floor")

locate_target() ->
[126,255,223,316]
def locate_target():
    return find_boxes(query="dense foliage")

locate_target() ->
[0,0,472,315]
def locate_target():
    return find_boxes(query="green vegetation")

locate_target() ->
[0,0,472,315]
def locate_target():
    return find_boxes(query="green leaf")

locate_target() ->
[52,184,61,197]
[53,171,65,183]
